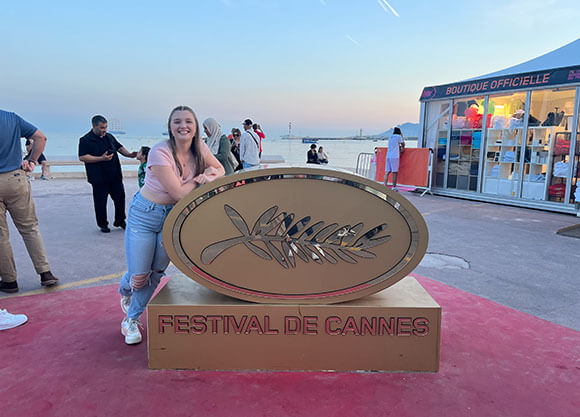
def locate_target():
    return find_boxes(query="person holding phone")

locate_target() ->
[78,115,137,233]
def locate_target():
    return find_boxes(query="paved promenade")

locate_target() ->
[3,177,579,330]
[1,176,579,417]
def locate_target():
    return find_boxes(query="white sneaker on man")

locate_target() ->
[0,309,28,331]
[120,295,131,314]
[121,317,142,345]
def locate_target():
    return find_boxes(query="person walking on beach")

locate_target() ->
[240,119,260,169]
[136,146,150,188]
[118,106,224,345]
[24,138,51,180]
[0,110,59,293]
[307,144,319,164]
[78,115,137,233]
[384,127,405,191]
[203,117,235,175]
[253,123,265,158]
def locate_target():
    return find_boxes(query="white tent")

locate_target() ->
[419,38,580,214]
[470,38,580,80]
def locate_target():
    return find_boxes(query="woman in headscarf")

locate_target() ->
[203,118,235,175]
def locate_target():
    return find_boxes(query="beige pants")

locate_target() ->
[0,169,50,282]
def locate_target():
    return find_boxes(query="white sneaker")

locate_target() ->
[120,295,131,314]
[392,186,399,192]
[121,317,142,345]
[0,309,28,331]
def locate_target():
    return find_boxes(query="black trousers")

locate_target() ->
[91,181,126,227]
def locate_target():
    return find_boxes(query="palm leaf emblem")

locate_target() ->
[200,205,391,269]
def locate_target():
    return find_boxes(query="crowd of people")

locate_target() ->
[0,105,405,335]
[0,107,267,336]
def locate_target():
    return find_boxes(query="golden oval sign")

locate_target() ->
[163,167,428,304]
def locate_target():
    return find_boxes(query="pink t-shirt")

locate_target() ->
[143,141,197,202]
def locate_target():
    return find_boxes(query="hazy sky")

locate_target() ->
[1,0,579,137]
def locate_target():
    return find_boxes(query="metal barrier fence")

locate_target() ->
[355,152,375,180]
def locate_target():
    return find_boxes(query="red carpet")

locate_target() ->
[1,275,578,417]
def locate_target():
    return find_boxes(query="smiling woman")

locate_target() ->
[117,105,225,346]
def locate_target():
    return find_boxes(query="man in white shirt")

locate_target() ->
[240,119,260,169]
[384,127,405,191]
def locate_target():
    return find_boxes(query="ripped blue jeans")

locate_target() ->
[118,191,174,320]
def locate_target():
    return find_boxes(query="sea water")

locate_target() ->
[28,133,417,173]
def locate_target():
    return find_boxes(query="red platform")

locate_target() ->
[1,274,578,417]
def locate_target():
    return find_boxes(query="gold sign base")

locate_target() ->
[148,274,441,372]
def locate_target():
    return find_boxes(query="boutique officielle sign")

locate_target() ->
[420,64,580,101]
[162,167,429,304]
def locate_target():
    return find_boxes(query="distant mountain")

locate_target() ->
[373,122,419,139]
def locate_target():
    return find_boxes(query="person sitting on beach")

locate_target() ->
[203,117,234,175]
[306,144,319,164]
[118,105,224,345]
[24,138,51,180]
[136,146,150,188]
[317,146,329,164]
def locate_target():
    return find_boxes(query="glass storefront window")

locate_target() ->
[423,100,450,187]
[423,86,579,208]
[572,94,580,204]
[447,96,485,191]
[482,92,527,197]
[526,88,576,203]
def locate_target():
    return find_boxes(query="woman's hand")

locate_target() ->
[195,166,222,184]
[193,173,210,185]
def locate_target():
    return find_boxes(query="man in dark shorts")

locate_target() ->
[78,115,137,233]
[24,138,50,180]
